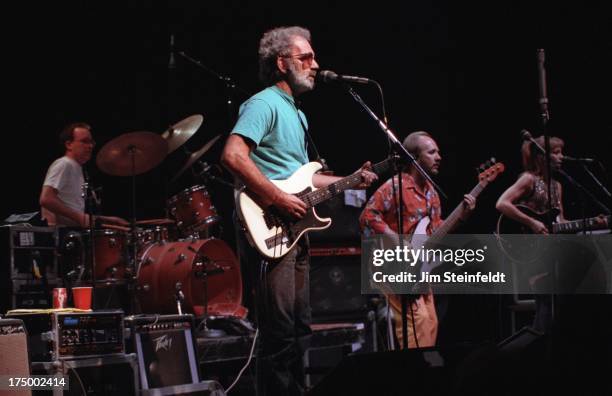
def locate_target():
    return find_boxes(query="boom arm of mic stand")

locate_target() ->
[344,85,447,200]
[176,51,250,97]
[581,163,612,200]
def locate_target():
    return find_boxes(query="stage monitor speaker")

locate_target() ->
[498,326,544,353]
[308,348,454,396]
[310,252,371,322]
[140,381,226,396]
[125,314,201,391]
[31,353,139,396]
[0,318,31,396]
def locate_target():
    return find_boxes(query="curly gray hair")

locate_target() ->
[258,26,311,86]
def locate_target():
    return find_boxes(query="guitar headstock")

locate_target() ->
[477,158,505,185]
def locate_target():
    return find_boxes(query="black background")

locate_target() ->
[4,1,611,343]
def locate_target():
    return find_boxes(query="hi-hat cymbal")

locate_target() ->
[171,134,222,182]
[96,131,168,176]
[162,114,204,154]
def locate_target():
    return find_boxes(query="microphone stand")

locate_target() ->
[343,83,447,350]
[176,51,250,124]
[343,85,447,200]
[580,163,612,204]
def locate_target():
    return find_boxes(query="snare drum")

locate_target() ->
[167,185,220,233]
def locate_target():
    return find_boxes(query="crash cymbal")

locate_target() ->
[162,114,204,153]
[96,131,168,176]
[171,134,222,182]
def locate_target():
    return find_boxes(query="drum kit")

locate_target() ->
[61,114,244,320]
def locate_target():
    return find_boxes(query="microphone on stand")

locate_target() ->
[563,156,596,164]
[537,49,550,122]
[316,70,373,84]
[168,34,176,69]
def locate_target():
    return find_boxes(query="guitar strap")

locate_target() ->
[294,100,329,171]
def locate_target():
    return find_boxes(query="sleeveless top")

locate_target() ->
[520,174,561,213]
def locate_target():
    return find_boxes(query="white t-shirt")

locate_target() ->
[42,156,85,226]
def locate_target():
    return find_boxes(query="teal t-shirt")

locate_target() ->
[231,85,309,180]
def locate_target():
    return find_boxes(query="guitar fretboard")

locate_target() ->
[552,215,611,234]
[301,158,394,208]
[426,182,485,246]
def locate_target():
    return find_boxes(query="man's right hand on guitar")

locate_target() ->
[273,191,307,219]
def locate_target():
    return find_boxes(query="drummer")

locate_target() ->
[40,122,129,228]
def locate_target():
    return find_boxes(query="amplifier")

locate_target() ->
[6,310,125,361]
[31,353,139,396]
[124,314,201,390]
[10,278,62,311]
[0,318,31,396]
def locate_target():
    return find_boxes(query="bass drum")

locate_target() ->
[136,238,242,314]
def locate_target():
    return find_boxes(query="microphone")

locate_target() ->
[521,129,536,143]
[317,70,373,84]
[563,155,596,164]
[537,49,550,121]
[168,34,176,69]
[175,282,185,301]
[520,129,546,155]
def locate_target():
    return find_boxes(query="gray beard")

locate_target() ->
[287,64,314,95]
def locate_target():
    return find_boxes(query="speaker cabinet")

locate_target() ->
[0,319,31,396]
[310,249,371,322]
[125,314,201,391]
[31,353,139,396]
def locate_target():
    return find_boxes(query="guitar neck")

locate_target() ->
[302,158,393,208]
[427,182,485,243]
[552,215,611,234]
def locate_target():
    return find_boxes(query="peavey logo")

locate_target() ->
[153,335,173,352]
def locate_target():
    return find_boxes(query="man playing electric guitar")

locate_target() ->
[360,131,477,349]
[220,26,377,396]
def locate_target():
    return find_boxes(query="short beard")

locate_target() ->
[287,63,314,95]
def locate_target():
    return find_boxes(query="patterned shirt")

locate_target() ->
[360,173,443,236]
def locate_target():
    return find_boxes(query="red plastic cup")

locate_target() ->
[72,287,93,310]
[52,288,68,309]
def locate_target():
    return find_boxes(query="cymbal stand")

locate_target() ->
[81,170,96,304]
[128,145,139,314]
[194,255,225,338]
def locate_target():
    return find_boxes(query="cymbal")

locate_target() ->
[171,134,222,182]
[162,114,204,154]
[96,132,168,176]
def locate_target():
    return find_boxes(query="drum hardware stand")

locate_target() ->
[127,144,141,315]
[81,171,97,307]
[175,282,185,315]
[194,257,226,338]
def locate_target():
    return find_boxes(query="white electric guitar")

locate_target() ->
[236,158,395,259]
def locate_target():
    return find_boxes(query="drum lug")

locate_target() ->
[178,253,187,262]
[109,238,117,247]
